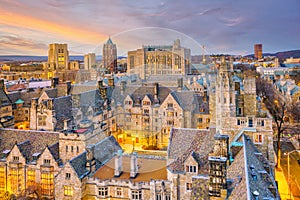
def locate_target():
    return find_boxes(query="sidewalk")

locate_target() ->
[276,167,294,200]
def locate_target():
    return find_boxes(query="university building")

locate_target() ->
[127,39,191,79]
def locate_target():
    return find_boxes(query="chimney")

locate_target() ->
[0,79,5,91]
[52,77,59,88]
[108,77,115,88]
[120,81,126,95]
[64,120,69,130]
[177,78,183,91]
[47,99,53,110]
[31,98,38,108]
[98,79,103,88]
[86,145,96,173]
[114,150,123,177]
[154,82,159,99]
[66,81,71,95]
[130,152,138,178]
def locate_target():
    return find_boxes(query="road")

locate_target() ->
[280,141,300,200]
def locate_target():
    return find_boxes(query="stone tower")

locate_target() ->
[215,57,236,132]
[243,73,257,116]
[103,37,117,73]
[208,134,229,198]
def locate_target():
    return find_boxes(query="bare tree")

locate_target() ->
[256,77,287,168]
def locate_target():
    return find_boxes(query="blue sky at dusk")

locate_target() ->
[0,0,299,55]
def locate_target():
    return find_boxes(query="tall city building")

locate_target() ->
[47,43,69,71]
[84,53,96,70]
[102,37,117,73]
[127,39,191,79]
[254,44,263,59]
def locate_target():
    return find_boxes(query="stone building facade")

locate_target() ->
[127,39,191,79]
[0,79,14,128]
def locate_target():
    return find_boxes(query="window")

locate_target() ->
[254,134,263,144]
[98,187,108,197]
[143,101,150,105]
[198,118,203,123]
[116,187,123,197]
[64,186,73,196]
[224,97,226,103]
[257,120,265,126]
[186,182,192,191]
[144,109,150,114]
[65,173,71,180]
[167,111,174,117]
[167,120,174,126]
[27,169,36,189]
[132,190,142,200]
[165,194,171,200]
[144,118,150,123]
[167,103,173,108]
[186,165,197,173]
[156,194,162,200]
[38,115,47,126]
[71,146,74,152]
[41,172,54,196]
[77,146,79,153]
[237,108,242,115]
[0,167,5,191]
[44,159,50,165]
[13,156,19,162]
[237,119,240,125]
[66,146,68,152]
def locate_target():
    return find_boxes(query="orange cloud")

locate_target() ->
[0,9,106,44]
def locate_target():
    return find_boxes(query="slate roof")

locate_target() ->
[171,91,197,111]
[130,84,172,106]
[69,152,89,179]
[8,89,42,108]
[227,134,279,200]
[0,128,59,162]
[167,128,215,174]
[69,136,122,179]
[0,87,12,107]
[53,96,73,131]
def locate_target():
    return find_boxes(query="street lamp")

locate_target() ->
[287,149,300,200]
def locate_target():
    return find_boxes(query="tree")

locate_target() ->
[256,77,287,168]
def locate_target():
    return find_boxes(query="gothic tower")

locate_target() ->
[215,57,236,133]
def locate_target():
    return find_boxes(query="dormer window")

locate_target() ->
[44,159,50,165]
[186,165,197,173]
[13,156,19,162]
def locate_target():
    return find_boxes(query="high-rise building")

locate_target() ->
[102,38,117,73]
[84,53,96,70]
[254,44,263,59]
[47,43,69,71]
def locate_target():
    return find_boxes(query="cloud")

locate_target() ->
[0,35,47,50]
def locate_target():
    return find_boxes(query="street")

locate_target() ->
[280,141,300,200]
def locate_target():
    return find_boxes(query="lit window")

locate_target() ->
[98,187,108,197]
[186,182,192,191]
[0,167,5,191]
[27,169,36,189]
[254,134,263,144]
[64,186,73,196]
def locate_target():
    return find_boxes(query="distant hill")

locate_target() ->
[0,55,129,62]
[245,49,300,59]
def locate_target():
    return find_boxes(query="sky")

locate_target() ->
[0,0,300,56]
